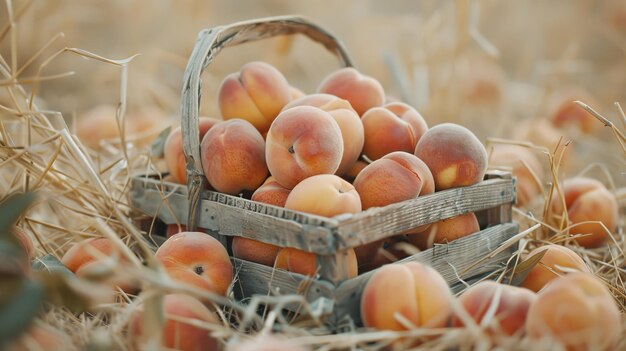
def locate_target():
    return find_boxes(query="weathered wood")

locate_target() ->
[332,223,519,326]
[317,251,355,286]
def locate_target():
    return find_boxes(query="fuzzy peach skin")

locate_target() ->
[317,67,385,116]
[361,262,453,330]
[265,105,343,189]
[8,324,71,351]
[407,212,480,250]
[283,93,364,176]
[361,102,428,161]
[285,174,362,217]
[218,61,291,134]
[275,246,358,278]
[452,281,537,336]
[164,117,220,184]
[520,244,590,293]
[232,236,280,267]
[155,232,233,296]
[547,89,599,134]
[344,159,369,183]
[200,119,268,195]
[488,144,543,207]
[129,293,219,351]
[550,177,618,248]
[353,151,434,210]
[414,123,488,191]
[251,176,291,208]
[526,273,621,351]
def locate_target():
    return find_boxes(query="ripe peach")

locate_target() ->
[275,246,357,278]
[550,177,618,248]
[265,106,343,189]
[218,61,291,134]
[232,236,280,267]
[514,119,569,155]
[361,262,453,330]
[250,176,291,208]
[452,281,537,336]
[126,106,170,146]
[317,67,385,116]
[526,273,621,351]
[547,89,599,134]
[283,93,364,176]
[520,244,590,293]
[361,102,428,161]
[75,105,120,149]
[8,324,71,351]
[164,117,220,184]
[414,123,488,191]
[129,293,219,351]
[343,159,368,183]
[200,119,268,195]
[354,151,434,210]
[284,174,361,218]
[155,232,233,296]
[407,212,480,249]
[488,145,543,207]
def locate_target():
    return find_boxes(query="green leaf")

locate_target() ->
[507,249,547,286]
[0,280,44,345]
[32,254,73,277]
[0,193,36,238]
[35,271,91,313]
[150,126,172,158]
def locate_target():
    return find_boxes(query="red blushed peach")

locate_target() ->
[155,232,233,296]
[414,123,488,191]
[232,236,280,267]
[343,159,369,183]
[8,324,72,351]
[361,102,428,161]
[354,151,434,210]
[407,212,480,250]
[488,144,543,207]
[265,106,343,189]
[164,117,220,184]
[318,67,385,116]
[284,174,361,218]
[550,177,618,248]
[275,247,357,278]
[200,119,268,195]
[361,262,453,330]
[453,281,537,336]
[283,93,364,176]
[251,176,291,208]
[547,89,599,134]
[526,273,621,351]
[218,61,291,134]
[520,244,590,293]
[129,293,220,351]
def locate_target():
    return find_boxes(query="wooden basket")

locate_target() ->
[130,15,519,329]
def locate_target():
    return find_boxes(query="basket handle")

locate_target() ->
[180,15,353,230]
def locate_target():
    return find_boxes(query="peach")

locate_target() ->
[126,106,170,146]
[8,324,71,351]
[232,236,280,267]
[283,93,364,176]
[290,86,305,100]
[265,106,343,189]
[361,262,453,330]
[343,159,369,183]
[550,177,618,248]
[361,102,428,161]
[155,232,232,296]
[75,105,120,149]
[414,123,488,191]
[251,176,291,208]
[407,212,480,250]
[526,273,621,351]
[275,246,357,278]
[514,119,569,155]
[164,117,220,184]
[227,335,307,351]
[200,119,268,195]
[452,281,537,336]
[520,244,590,293]
[218,61,291,134]
[488,145,543,207]
[129,293,219,351]
[284,174,361,218]
[547,89,599,134]
[354,151,434,210]
[317,67,385,116]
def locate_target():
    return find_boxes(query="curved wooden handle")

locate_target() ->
[180,15,353,230]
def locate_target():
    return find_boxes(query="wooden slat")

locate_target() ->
[333,178,515,250]
[333,223,518,325]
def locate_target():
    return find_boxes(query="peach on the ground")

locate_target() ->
[407,212,480,250]
[488,144,543,207]
[265,106,343,189]
[200,119,268,195]
[218,61,292,134]
[520,244,590,292]
[155,232,233,296]
[547,89,599,134]
[361,102,428,161]
[317,67,385,116]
